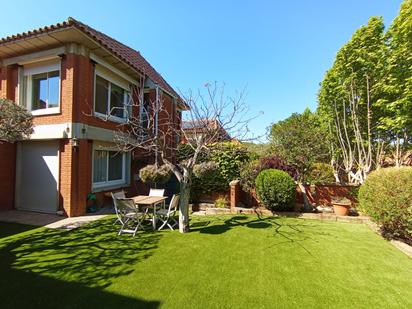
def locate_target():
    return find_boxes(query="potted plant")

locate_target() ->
[86,192,97,213]
[331,196,352,216]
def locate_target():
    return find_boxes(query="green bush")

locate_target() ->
[176,143,209,163]
[193,161,218,178]
[184,142,250,202]
[239,159,261,193]
[190,161,227,202]
[307,162,336,184]
[214,196,228,208]
[210,142,250,183]
[358,167,412,244]
[139,164,172,185]
[255,169,296,211]
[239,156,297,193]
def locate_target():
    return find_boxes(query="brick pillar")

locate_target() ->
[230,180,240,213]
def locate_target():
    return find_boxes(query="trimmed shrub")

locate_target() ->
[307,162,335,184]
[255,169,296,211]
[358,167,412,244]
[239,156,297,193]
[139,164,172,185]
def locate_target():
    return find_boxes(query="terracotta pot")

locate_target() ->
[332,201,351,216]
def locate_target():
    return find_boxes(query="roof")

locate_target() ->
[0,17,183,104]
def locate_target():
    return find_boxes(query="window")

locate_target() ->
[23,61,61,115]
[94,74,130,121]
[93,149,127,188]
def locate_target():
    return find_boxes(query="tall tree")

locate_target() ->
[378,0,412,166]
[269,108,329,208]
[318,17,387,183]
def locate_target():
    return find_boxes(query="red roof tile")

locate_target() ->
[0,17,181,100]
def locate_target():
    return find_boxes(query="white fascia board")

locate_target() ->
[90,53,138,85]
[2,47,66,66]
[28,122,138,145]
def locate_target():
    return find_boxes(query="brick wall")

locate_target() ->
[202,183,359,209]
[0,143,16,210]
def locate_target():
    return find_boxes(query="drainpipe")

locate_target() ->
[155,85,159,165]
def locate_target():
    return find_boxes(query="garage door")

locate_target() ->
[16,140,59,213]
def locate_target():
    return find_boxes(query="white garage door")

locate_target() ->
[16,140,59,213]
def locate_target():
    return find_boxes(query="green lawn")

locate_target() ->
[1,215,411,309]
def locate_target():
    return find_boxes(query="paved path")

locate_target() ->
[0,210,107,229]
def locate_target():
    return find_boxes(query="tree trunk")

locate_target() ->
[178,181,191,233]
[298,182,313,211]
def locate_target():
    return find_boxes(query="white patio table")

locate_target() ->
[131,195,167,230]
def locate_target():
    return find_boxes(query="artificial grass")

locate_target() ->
[1,215,411,309]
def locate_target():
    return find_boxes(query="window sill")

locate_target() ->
[92,180,128,193]
[31,107,60,116]
[94,112,127,124]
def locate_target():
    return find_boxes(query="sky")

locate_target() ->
[0,0,404,140]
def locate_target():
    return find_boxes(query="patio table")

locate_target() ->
[131,195,167,230]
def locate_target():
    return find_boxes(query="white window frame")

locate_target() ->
[93,69,130,124]
[22,60,61,116]
[92,147,128,190]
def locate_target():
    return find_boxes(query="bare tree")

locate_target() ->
[113,81,256,233]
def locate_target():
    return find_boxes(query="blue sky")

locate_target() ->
[0,0,404,139]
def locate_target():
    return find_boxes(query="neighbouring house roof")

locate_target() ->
[0,17,188,109]
[182,119,231,141]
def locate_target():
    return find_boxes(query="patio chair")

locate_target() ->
[149,188,165,197]
[112,191,126,225]
[148,188,165,212]
[112,196,146,237]
[157,194,180,231]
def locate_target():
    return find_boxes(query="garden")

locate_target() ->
[1,215,412,308]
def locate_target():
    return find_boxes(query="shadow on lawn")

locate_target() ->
[193,215,337,256]
[0,222,39,239]
[0,219,162,309]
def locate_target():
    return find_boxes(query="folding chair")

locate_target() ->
[113,197,146,236]
[149,188,165,197]
[112,191,126,225]
[157,194,180,231]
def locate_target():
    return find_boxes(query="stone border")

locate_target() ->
[191,206,370,224]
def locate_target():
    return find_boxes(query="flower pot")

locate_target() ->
[332,201,351,216]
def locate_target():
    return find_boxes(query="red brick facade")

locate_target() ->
[0,51,180,216]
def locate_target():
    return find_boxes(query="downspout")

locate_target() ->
[155,84,159,165]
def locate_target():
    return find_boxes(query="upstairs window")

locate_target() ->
[94,74,130,121]
[23,61,61,115]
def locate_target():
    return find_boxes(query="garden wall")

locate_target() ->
[296,184,358,206]
[197,183,359,208]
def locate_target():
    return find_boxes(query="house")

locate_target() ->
[181,119,231,144]
[0,17,186,217]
